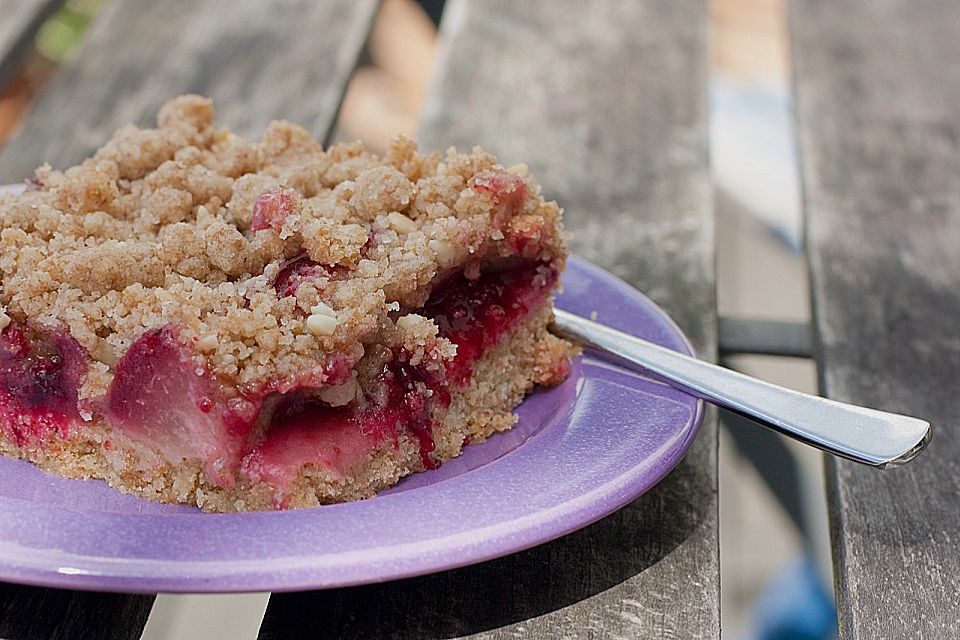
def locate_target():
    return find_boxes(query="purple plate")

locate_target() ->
[0,250,704,593]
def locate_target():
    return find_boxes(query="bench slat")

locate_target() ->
[0,1,376,637]
[258,1,718,637]
[718,317,812,358]
[790,1,960,636]
[0,0,378,182]
[0,0,60,92]
[0,583,153,640]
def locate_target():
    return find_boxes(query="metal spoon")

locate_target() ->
[551,308,931,468]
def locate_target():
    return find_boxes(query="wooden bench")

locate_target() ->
[0,1,954,638]
[791,1,960,636]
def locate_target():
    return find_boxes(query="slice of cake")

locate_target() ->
[0,96,577,512]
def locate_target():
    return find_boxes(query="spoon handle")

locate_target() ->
[551,309,931,468]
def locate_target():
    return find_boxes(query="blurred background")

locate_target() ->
[0,1,834,638]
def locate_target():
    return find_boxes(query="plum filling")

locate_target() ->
[243,260,558,502]
[241,352,448,505]
[0,323,87,447]
[250,191,297,232]
[272,254,346,298]
[103,325,353,487]
[105,326,259,487]
[423,261,559,385]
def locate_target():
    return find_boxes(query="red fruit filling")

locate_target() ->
[472,171,527,208]
[272,254,345,298]
[105,325,257,487]
[241,260,557,500]
[0,323,86,447]
[241,352,447,506]
[251,191,297,232]
[241,400,401,507]
[423,261,559,385]
[104,324,356,487]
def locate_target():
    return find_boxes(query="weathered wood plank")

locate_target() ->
[259,1,717,638]
[0,0,60,92]
[0,0,379,182]
[718,317,812,358]
[0,583,154,640]
[790,1,960,637]
[0,1,377,637]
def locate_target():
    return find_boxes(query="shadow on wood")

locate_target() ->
[258,442,713,639]
[0,583,154,640]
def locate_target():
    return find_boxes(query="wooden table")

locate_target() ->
[0,1,954,638]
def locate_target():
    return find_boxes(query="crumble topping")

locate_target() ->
[0,95,566,403]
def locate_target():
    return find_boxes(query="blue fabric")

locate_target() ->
[753,556,837,640]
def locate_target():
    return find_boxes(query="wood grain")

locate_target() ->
[718,317,812,358]
[790,1,960,637]
[0,0,60,91]
[0,1,376,638]
[259,1,718,638]
[0,583,153,640]
[0,0,378,182]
